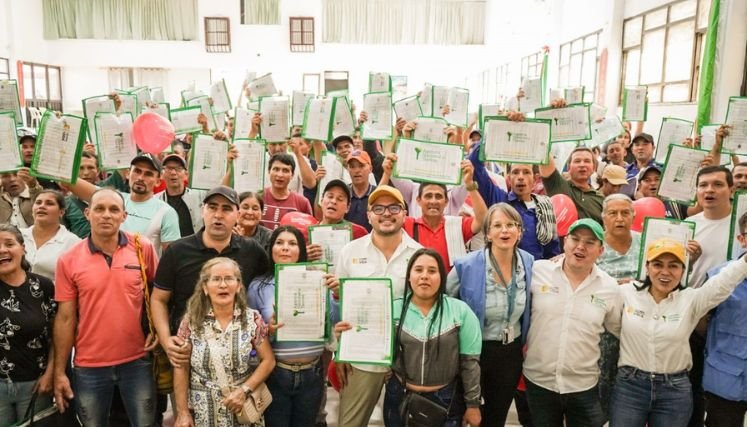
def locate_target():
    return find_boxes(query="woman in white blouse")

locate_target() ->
[21,190,80,281]
[610,238,747,426]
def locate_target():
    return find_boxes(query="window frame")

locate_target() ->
[0,57,9,80]
[204,17,231,53]
[521,51,543,81]
[289,17,315,53]
[558,30,601,103]
[323,71,349,95]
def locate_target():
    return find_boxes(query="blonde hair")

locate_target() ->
[184,257,248,335]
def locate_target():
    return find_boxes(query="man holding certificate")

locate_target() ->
[0,168,42,227]
[331,185,422,427]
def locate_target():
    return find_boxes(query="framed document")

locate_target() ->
[412,116,448,143]
[308,223,352,269]
[249,73,278,98]
[94,112,136,171]
[393,96,422,122]
[210,78,232,114]
[419,83,433,116]
[316,151,345,204]
[362,92,393,141]
[444,87,469,127]
[519,78,542,113]
[479,104,502,129]
[188,134,228,190]
[303,97,335,142]
[699,124,730,166]
[231,138,266,192]
[723,97,747,154]
[655,118,694,164]
[233,107,255,141]
[332,96,355,139]
[588,116,624,148]
[637,217,695,287]
[657,145,707,206]
[292,91,315,127]
[728,191,747,260]
[564,86,585,104]
[622,86,648,122]
[82,95,116,142]
[31,111,86,183]
[481,116,552,164]
[369,72,392,93]
[0,112,22,173]
[275,262,329,342]
[534,103,591,142]
[0,80,23,125]
[259,96,290,143]
[393,138,463,185]
[186,95,218,131]
[171,106,203,134]
[335,278,394,366]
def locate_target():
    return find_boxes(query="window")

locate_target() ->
[521,51,543,81]
[558,31,600,102]
[495,63,510,104]
[290,17,314,53]
[21,62,62,121]
[107,68,166,92]
[621,0,711,103]
[241,0,280,25]
[204,17,231,53]
[0,58,9,80]
[324,71,349,94]
[303,73,320,94]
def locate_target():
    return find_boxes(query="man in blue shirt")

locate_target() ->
[624,133,655,196]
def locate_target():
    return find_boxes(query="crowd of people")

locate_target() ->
[0,85,745,427]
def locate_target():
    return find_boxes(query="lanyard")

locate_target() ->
[488,250,518,328]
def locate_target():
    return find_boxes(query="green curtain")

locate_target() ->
[242,0,280,25]
[42,0,198,41]
[695,0,720,131]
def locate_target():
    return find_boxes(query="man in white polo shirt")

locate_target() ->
[523,218,622,426]
[332,185,421,427]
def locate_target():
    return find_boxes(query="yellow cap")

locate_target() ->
[646,238,686,264]
[368,185,406,208]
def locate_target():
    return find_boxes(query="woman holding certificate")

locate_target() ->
[173,258,275,427]
[446,203,535,426]
[235,191,272,250]
[247,225,338,427]
[609,238,747,427]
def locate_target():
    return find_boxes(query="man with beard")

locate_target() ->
[731,162,747,191]
[540,146,604,224]
[0,168,42,226]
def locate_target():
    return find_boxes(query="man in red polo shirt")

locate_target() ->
[402,161,487,269]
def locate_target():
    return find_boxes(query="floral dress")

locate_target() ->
[178,308,268,427]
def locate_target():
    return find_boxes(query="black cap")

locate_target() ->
[637,164,662,181]
[131,153,162,173]
[469,129,482,138]
[632,133,654,145]
[331,135,353,149]
[161,153,187,169]
[203,185,240,207]
[17,128,36,144]
[323,179,351,201]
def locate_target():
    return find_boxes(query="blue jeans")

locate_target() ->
[72,356,156,427]
[0,379,52,426]
[609,366,692,427]
[263,361,324,427]
[383,376,464,427]
[525,379,605,427]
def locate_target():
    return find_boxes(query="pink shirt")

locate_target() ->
[261,188,313,230]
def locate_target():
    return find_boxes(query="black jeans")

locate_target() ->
[525,380,605,427]
[689,332,707,427]
[705,392,747,427]
[480,339,523,426]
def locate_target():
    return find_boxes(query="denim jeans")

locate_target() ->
[383,376,464,427]
[609,365,692,427]
[263,361,324,427]
[525,379,605,427]
[72,356,156,427]
[0,379,52,426]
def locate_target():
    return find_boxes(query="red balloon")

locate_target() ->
[328,359,341,392]
[132,112,175,154]
[550,194,579,237]
[631,197,666,232]
[279,211,319,241]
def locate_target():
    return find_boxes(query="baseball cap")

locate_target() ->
[346,150,372,167]
[632,133,654,145]
[323,179,352,201]
[469,129,482,139]
[567,218,605,242]
[131,153,162,173]
[368,185,405,208]
[203,185,240,207]
[161,153,187,169]
[16,128,36,144]
[602,164,628,185]
[332,135,354,149]
[646,238,686,264]
[637,164,662,182]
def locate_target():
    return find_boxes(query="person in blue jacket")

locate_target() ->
[446,202,534,426]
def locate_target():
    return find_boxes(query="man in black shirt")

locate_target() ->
[150,186,269,367]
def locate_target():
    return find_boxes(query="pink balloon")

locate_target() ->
[132,112,175,154]
[631,197,666,232]
[279,212,319,241]
[550,194,579,237]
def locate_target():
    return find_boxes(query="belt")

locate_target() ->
[276,358,319,372]
[620,365,688,381]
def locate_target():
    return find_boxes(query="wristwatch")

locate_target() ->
[240,383,253,397]
[465,182,479,192]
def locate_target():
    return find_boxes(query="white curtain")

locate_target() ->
[242,0,280,25]
[322,0,485,45]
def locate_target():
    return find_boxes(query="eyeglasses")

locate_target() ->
[370,204,403,215]
[566,234,600,248]
[207,276,239,285]
[163,166,185,173]
[490,222,519,231]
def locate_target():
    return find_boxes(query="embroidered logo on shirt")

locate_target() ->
[625,306,645,318]
[661,313,681,322]
[590,294,607,309]
[538,284,559,294]
[352,257,367,265]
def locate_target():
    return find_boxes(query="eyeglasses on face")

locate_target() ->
[370,204,403,215]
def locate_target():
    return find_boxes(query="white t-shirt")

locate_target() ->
[687,212,731,288]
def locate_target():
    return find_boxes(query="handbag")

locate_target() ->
[398,390,449,427]
[205,328,272,424]
[134,234,173,394]
[12,390,81,427]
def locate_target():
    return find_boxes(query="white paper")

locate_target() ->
[550,141,578,169]
[564,87,584,104]
[419,83,433,116]
[369,72,391,93]
[117,93,139,119]
[187,95,217,131]
[724,98,747,154]
[591,103,608,122]
[232,139,265,192]
[395,138,462,185]
[309,224,351,270]
[534,104,591,142]
[699,125,730,165]
[276,268,327,342]
[393,96,422,122]
[249,73,278,98]
[483,118,551,164]
[623,86,647,122]
[95,113,136,170]
[171,107,203,134]
[181,89,203,105]
[657,145,706,204]
[292,91,315,127]
[729,192,747,259]
[0,80,22,124]
[150,87,165,104]
[431,86,450,118]
[33,114,84,182]
[638,218,693,285]
[332,96,355,138]
[445,88,469,127]
[520,78,542,113]
[83,96,116,142]
[338,279,393,364]
[413,117,448,143]
[480,104,502,126]
[210,79,232,113]
[0,114,22,172]
[259,96,289,143]
[189,135,228,190]
[317,152,345,201]
[143,103,170,120]
[303,98,335,141]
[588,117,625,148]
[362,92,392,140]
[233,108,254,140]
[655,118,694,164]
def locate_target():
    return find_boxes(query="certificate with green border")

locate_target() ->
[171,106,203,134]
[479,104,502,130]
[0,112,22,173]
[727,190,747,260]
[82,95,116,142]
[0,80,23,125]
[393,138,463,185]
[657,144,708,206]
[31,111,86,184]
[362,92,393,141]
[94,112,136,171]
[481,116,552,165]
[316,151,345,205]
[369,72,392,93]
[393,95,422,122]
[275,262,329,342]
[303,97,335,142]
[258,96,290,143]
[655,117,694,164]
[187,134,228,190]
[534,103,591,142]
[308,223,353,268]
[210,78,232,113]
[622,86,648,122]
[722,96,747,154]
[564,86,585,104]
[335,277,394,366]
[231,138,266,192]
[637,217,695,287]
